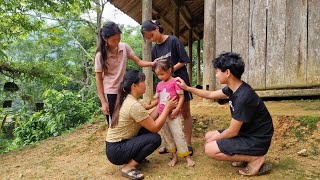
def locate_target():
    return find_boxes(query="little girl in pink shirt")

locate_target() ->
[144,59,195,167]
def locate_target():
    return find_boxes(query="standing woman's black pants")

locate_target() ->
[106,128,161,165]
[104,94,117,125]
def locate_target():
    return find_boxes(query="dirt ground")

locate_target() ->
[1,96,319,180]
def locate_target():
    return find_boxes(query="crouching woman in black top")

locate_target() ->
[106,70,177,180]
[176,52,274,176]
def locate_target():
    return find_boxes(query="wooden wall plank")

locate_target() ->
[266,0,286,88]
[232,0,249,83]
[307,0,320,86]
[248,0,267,90]
[284,0,308,87]
[215,0,232,89]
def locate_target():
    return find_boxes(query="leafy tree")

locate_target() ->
[0,0,91,57]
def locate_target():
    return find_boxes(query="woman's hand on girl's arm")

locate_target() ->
[143,99,157,110]
[139,96,177,132]
[170,94,184,119]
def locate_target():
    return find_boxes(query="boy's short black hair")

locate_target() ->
[212,52,245,79]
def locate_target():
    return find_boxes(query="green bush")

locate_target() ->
[14,89,98,146]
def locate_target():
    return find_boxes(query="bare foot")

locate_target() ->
[168,153,178,167]
[186,156,195,167]
[247,156,265,170]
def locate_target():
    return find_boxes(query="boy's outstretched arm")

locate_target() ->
[175,77,227,100]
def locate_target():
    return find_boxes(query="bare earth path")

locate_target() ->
[1,97,319,180]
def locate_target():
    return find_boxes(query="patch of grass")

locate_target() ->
[292,116,320,139]
[310,142,319,156]
[276,157,298,170]
[192,119,209,137]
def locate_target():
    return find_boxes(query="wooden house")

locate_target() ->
[109,0,320,100]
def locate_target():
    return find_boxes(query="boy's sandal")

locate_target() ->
[231,161,247,168]
[188,146,194,156]
[238,163,272,176]
[121,169,144,180]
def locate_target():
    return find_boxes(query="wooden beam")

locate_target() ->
[152,7,188,43]
[256,88,320,98]
[188,28,193,85]
[173,0,180,37]
[197,39,201,85]
[170,0,201,40]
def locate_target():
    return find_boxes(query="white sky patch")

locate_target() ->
[83,2,139,26]
[103,2,139,26]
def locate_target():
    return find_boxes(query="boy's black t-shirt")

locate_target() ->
[151,35,191,86]
[222,82,274,145]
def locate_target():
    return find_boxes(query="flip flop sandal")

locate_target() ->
[238,165,259,176]
[188,146,194,156]
[140,159,150,164]
[121,169,144,180]
[159,147,177,154]
[238,163,272,176]
[231,161,247,168]
[158,147,169,154]
[256,163,272,176]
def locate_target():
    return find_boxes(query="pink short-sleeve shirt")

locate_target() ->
[155,79,183,113]
[95,42,135,94]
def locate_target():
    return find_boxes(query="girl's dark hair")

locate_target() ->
[141,20,164,35]
[96,21,122,72]
[111,70,146,128]
[212,52,245,79]
[152,59,174,75]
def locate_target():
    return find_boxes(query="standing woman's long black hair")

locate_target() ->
[96,21,122,72]
[111,70,146,128]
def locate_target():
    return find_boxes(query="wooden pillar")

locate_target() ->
[197,39,201,85]
[174,3,180,36]
[188,28,193,85]
[142,0,153,102]
[203,0,216,97]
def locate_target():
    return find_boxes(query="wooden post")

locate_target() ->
[203,0,216,98]
[197,39,201,85]
[174,3,180,37]
[188,28,193,86]
[142,0,153,102]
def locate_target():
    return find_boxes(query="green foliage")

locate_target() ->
[121,25,144,70]
[14,89,98,146]
[0,134,16,154]
[0,0,91,58]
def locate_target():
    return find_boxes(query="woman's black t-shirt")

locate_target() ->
[151,35,191,86]
[151,35,193,101]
